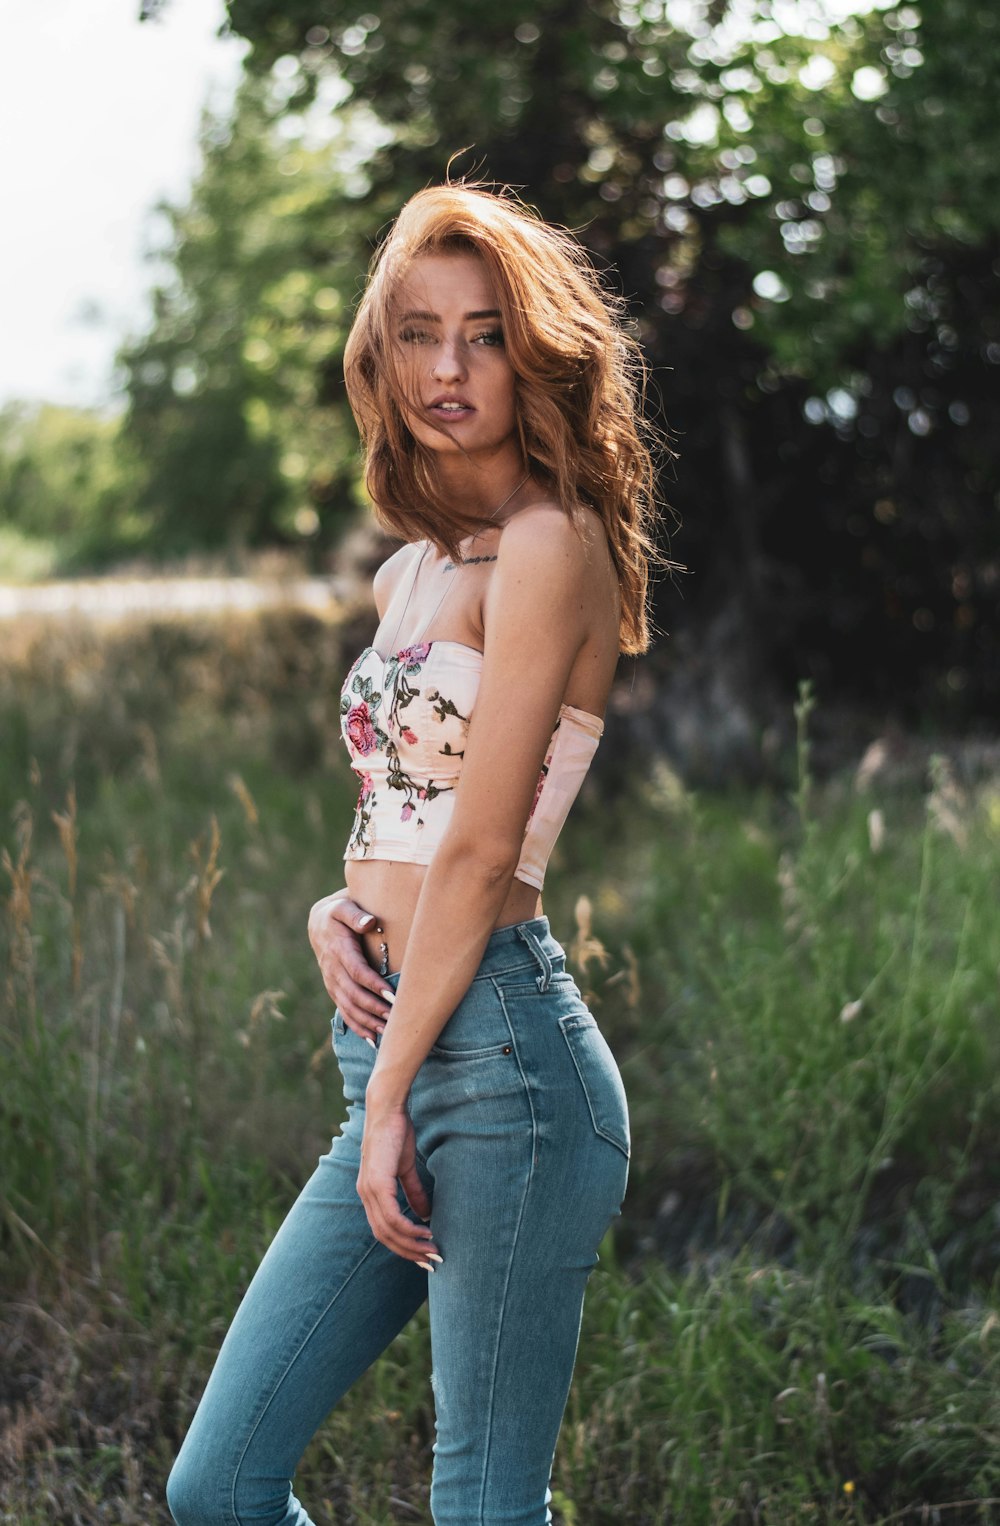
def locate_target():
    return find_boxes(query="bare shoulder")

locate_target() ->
[499,501,614,596]
[498,501,592,579]
[372,540,421,620]
[496,502,620,664]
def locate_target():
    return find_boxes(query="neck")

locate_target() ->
[430,445,528,520]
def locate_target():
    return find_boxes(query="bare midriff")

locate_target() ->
[345,858,543,979]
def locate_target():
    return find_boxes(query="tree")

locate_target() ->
[136,0,1000,726]
[0,401,143,572]
[119,70,388,553]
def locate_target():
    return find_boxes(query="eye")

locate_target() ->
[473,328,505,348]
[399,327,435,344]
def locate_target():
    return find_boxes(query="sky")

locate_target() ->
[0,0,247,414]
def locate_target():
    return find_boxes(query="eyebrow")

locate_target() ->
[398,309,502,322]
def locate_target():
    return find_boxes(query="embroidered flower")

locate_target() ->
[345,702,379,756]
[348,775,377,854]
[340,644,475,856]
[528,725,559,820]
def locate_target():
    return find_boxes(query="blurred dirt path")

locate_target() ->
[0,575,354,622]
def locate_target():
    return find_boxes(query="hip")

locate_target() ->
[332,915,630,1165]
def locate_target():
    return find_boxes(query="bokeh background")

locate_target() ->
[2,3,999,1522]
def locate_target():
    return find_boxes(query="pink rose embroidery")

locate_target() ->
[359,772,374,799]
[528,767,546,819]
[400,803,413,822]
[400,728,418,745]
[397,643,430,666]
[346,702,378,756]
[417,787,427,800]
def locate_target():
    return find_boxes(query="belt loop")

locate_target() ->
[515,922,553,992]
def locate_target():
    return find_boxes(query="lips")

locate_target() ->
[427,395,475,418]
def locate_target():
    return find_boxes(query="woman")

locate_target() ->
[167,181,669,1526]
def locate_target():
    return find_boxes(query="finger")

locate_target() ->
[324,967,391,1014]
[325,960,396,1024]
[364,1186,439,1262]
[317,912,393,990]
[329,997,386,1043]
[370,1214,436,1263]
[327,979,393,1033]
[328,896,379,936]
[341,957,397,1011]
[399,1160,432,1223]
[342,1012,386,1044]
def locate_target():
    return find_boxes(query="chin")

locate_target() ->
[415,429,509,458]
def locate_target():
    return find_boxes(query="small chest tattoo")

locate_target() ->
[444,553,499,570]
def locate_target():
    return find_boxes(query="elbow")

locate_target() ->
[437,831,521,891]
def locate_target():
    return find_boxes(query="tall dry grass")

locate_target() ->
[2,619,1000,1523]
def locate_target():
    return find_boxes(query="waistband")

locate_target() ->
[386,915,567,992]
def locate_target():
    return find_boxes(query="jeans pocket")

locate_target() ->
[427,982,515,1061]
[558,1013,631,1160]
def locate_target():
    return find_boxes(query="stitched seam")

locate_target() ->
[559,1022,630,1160]
[428,1043,514,1060]
[494,973,571,996]
[472,956,536,982]
[477,980,539,1521]
[519,925,553,989]
[229,1236,387,1523]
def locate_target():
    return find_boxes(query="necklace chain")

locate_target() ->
[380,473,529,657]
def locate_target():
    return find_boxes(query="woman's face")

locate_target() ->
[391,251,518,463]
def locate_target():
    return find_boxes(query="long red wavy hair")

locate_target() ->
[343,181,678,655]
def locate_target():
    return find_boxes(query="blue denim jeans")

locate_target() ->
[166,915,630,1526]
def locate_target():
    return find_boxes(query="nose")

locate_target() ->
[430,334,467,383]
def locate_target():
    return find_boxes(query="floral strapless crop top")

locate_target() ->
[338,639,604,891]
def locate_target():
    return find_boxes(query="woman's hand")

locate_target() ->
[357,1103,441,1267]
[307,889,395,1043]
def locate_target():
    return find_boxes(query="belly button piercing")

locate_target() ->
[376,925,389,978]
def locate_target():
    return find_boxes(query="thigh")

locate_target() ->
[412,971,630,1526]
[168,1028,429,1526]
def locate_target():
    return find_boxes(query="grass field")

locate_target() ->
[2,609,1000,1524]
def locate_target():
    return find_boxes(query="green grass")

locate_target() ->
[2,615,1000,1523]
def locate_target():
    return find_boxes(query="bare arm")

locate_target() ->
[358,506,592,1256]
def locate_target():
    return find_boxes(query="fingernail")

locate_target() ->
[382,990,396,1004]
[416,1260,434,1273]
[426,1253,443,1264]
[358,913,375,928]
[365,1036,377,1049]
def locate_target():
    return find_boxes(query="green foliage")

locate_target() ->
[4,609,1000,1519]
[119,72,385,554]
[127,0,1000,720]
[0,401,146,575]
[705,0,1000,381]
[559,704,1000,1292]
[220,0,1000,385]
